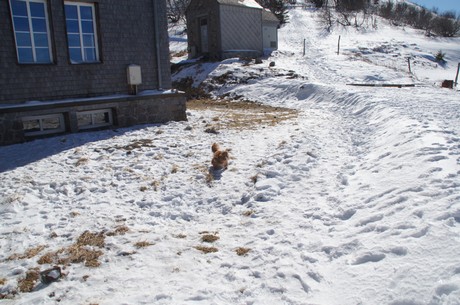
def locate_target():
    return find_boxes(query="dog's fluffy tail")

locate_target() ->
[212,143,220,153]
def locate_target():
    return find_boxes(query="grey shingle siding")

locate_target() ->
[0,0,186,146]
[0,0,172,104]
[220,5,263,53]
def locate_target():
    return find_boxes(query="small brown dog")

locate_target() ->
[211,143,229,170]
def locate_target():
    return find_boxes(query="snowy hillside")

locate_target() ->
[1,8,460,305]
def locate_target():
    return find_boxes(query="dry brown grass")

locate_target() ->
[37,251,57,265]
[0,278,6,285]
[38,231,105,268]
[201,234,220,243]
[8,245,46,261]
[151,180,160,191]
[106,225,129,236]
[174,234,187,239]
[77,231,105,248]
[134,241,154,249]
[121,139,155,151]
[63,245,103,268]
[70,211,80,218]
[242,210,255,217]
[195,246,218,254]
[235,247,251,256]
[17,268,39,293]
[172,50,188,58]
[171,164,179,174]
[75,157,89,166]
[187,99,298,130]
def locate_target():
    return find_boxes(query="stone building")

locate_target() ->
[186,0,279,60]
[0,0,186,146]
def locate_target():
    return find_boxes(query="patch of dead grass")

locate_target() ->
[195,246,218,254]
[0,278,6,285]
[38,231,105,268]
[17,268,39,293]
[63,245,103,268]
[8,245,47,261]
[134,241,154,249]
[75,157,89,166]
[106,225,129,236]
[242,210,255,217]
[235,247,251,256]
[201,234,220,243]
[77,231,105,248]
[37,251,57,265]
[187,99,298,130]
[70,211,80,217]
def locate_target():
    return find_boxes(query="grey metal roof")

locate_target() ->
[262,8,279,24]
[217,0,263,9]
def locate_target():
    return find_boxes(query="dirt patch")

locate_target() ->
[187,99,298,130]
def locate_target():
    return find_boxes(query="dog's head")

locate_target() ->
[216,151,229,161]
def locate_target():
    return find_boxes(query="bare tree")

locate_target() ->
[432,11,460,37]
[166,0,191,23]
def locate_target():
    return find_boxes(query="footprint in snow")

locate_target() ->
[351,251,386,265]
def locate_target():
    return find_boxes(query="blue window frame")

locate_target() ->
[64,2,99,64]
[9,0,53,64]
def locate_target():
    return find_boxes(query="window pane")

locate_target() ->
[11,0,27,17]
[69,48,82,63]
[82,34,94,47]
[67,34,80,47]
[13,16,29,31]
[64,5,78,19]
[66,20,80,33]
[81,21,94,33]
[80,6,93,20]
[34,33,48,47]
[35,48,51,63]
[23,119,40,132]
[77,113,92,126]
[42,117,61,130]
[29,2,46,18]
[32,18,47,32]
[16,32,31,47]
[18,48,34,63]
[84,48,96,62]
[93,112,110,124]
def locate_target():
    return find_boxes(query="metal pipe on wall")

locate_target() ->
[152,0,163,90]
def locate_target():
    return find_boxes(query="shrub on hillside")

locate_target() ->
[435,50,446,62]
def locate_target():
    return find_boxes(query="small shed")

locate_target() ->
[262,8,280,50]
[186,0,279,60]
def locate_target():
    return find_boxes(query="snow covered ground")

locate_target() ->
[1,8,460,305]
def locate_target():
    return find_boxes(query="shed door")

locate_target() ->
[200,18,209,53]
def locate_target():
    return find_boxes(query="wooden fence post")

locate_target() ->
[337,35,341,55]
[407,58,412,74]
[455,63,460,87]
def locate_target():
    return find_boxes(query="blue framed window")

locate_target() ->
[64,2,99,64]
[9,0,53,64]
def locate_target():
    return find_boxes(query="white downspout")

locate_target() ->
[152,0,163,90]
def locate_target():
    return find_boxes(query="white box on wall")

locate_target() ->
[127,65,142,85]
